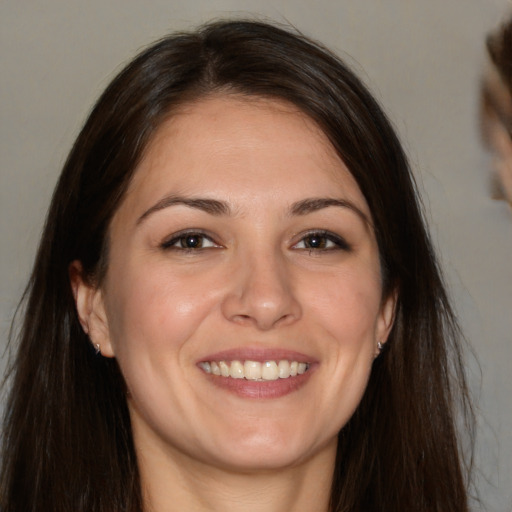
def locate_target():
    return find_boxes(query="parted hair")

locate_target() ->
[1,20,473,512]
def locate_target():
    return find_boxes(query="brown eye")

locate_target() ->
[293,231,350,252]
[162,232,218,250]
[180,234,203,248]
[303,234,329,249]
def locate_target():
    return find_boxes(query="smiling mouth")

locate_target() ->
[199,360,310,381]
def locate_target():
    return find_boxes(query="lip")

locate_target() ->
[197,347,318,399]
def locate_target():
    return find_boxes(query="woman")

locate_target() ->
[0,20,474,511]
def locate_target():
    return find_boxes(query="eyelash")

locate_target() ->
[292,230,351,252]
[161,229,350,254]
[160,230,220,252]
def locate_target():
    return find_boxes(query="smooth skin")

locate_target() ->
[72,95,396,512]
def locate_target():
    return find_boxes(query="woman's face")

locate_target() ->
[79,95,395,472]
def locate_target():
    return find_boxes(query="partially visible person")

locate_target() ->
[481,15,512,205]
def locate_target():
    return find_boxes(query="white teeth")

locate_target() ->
[229,360,244,379]
[211,362,220,376]
[200,360,310,380]
[278,360,290,378]
[219,361,230,377]
[262,361,279,380]
[244,360,262,380]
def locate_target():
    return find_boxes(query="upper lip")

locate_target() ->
[198,346,317,364]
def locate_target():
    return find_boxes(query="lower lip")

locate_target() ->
[202,366,316,399]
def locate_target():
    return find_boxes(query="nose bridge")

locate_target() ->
[221,244,301,330]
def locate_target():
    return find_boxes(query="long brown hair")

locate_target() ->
[1,20,474,511]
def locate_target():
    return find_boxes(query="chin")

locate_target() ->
[200,424,336,472]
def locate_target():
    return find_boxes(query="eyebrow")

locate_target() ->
[137,194,371,227]
[290,197,371,226]
[137,196,231,224]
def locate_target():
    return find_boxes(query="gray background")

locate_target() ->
[1,1,511,510]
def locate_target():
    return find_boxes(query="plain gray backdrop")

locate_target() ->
[1,1,511,510]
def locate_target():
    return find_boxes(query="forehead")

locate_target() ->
[119,94,371,219]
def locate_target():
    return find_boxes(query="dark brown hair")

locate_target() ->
[1,19,473,511]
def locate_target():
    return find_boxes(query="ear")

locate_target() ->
[488,118,512,202]
[69,261,116,358]
[375,288,398,349]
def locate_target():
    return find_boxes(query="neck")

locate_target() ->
[136,438,336,512]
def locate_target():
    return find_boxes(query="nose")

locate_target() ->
[221,251,302,331]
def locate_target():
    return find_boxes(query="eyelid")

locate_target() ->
[160,229,221,250]
[291,229,351,251]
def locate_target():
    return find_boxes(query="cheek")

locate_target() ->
[308,269,381,421]
[104,261,223,357]
[305,266,383,345]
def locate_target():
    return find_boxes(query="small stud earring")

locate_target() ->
[94,343,101,355]
[374,341,384,359]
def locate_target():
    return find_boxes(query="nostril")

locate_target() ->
[231,314,252,325]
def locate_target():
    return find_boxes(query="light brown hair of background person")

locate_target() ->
[481,15,512,204]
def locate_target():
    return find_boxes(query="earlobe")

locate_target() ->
[69,261,116,358]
